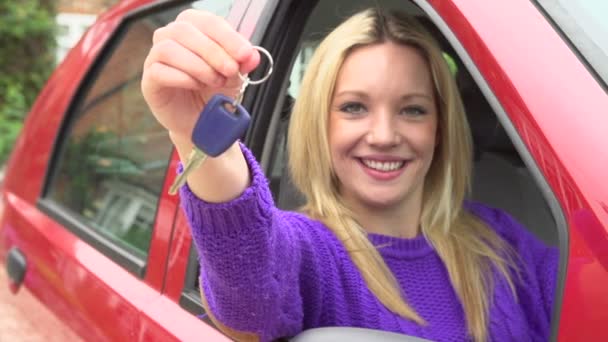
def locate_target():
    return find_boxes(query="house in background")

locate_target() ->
[56,0,118,63]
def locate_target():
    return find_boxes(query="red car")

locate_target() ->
[1,0,606,341]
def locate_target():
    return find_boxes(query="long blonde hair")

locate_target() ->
[287,9,519,342]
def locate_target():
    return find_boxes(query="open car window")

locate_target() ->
[182,2,564,337]
[265,0,558,247]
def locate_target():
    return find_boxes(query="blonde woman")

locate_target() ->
[142,8,557,342]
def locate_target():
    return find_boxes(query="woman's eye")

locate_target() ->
[400,106,427,116]
[340,102,366,115]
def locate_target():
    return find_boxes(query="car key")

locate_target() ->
[168,46,274,195]
[168,92,251,195]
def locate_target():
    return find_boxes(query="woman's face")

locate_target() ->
[328,42,438,212]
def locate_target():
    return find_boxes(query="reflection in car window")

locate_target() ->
[47,1,233,261]
[536,0,608,85]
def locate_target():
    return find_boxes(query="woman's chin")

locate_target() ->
[357,192,404,211]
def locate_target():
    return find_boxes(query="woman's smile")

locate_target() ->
[357,157,408,180]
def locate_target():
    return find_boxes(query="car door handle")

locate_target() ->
[6,247,27,294]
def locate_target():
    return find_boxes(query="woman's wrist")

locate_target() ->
[169,130,195,163]
[169,129,250,202]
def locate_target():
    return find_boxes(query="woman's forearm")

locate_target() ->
[170,131,250,203]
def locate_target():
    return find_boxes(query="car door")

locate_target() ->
[0,1,250,341]
[2,2,171,338]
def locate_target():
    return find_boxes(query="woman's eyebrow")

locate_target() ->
[334,90,433,102]
[401,93,434,102]
[334,90,370,99]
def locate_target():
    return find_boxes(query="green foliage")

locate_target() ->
[0,0,56,164]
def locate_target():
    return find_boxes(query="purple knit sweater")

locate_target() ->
[179,144,558,342]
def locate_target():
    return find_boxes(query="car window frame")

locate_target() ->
[180,247,211,320]
[37,0,204,278]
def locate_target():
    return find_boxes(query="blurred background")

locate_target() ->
[0,0,119,183]
[0,1,117,339]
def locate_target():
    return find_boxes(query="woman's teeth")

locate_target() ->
[362,159,405,172]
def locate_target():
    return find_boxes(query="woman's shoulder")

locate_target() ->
[464,201,558,274]
[464,201,547,249]
[464,202,558,334]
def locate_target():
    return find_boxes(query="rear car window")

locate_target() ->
[44,0,233,270]
[46,12,172,260]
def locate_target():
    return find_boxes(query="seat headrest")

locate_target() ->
[459,77,515,160]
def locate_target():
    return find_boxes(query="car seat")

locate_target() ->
[462,83,557,245]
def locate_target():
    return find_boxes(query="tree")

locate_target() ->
[0,0,56,165]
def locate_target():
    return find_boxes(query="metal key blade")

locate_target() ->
[168,148,208,195]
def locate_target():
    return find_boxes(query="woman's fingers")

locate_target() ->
[144,60,201,91]
[142,9,263,120]
[151,12,262,86]
[147,39,227,87]
[174,10,260,72]
[153,21,238,79]
[239,48,261,75]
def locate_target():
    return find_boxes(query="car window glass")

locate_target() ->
[46,0,234,262]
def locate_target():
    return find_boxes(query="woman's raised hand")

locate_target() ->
[141,10,259,202]
[141,9,260,141]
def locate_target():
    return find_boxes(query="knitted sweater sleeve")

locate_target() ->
[469,203,559,341]
[178,143,324,341]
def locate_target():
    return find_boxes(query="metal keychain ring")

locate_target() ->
[238,46,273,85]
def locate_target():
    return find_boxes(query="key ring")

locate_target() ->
[232,46,273,108]
[238,46,273,85]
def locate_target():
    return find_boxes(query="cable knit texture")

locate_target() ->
[179,144,558,342]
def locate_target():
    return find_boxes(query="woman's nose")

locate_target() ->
[366,112,400,147]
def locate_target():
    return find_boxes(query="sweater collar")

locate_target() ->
[367,233,434,259]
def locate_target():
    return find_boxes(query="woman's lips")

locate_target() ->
[357,158,408,181]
